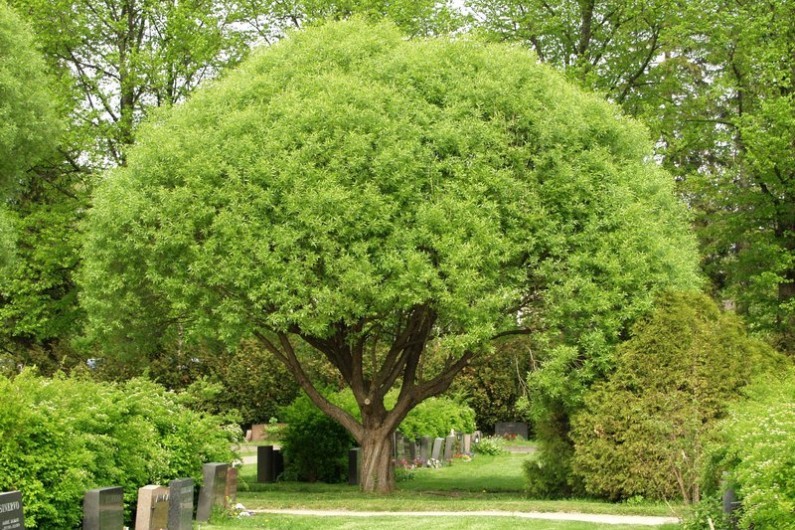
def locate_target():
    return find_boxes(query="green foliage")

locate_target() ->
[398,396,476,440]
[448,336,533,432]
[568,292,783,502]
[704,376,795,529]
[0,370,236,528]
[0,1,60,192]
[473,435,506,456]
[81,19,699,491]
[279,392,356,483]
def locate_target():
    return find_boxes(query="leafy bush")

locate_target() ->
[279,392,355,483]
[703,376,795,529]
[568,292,782,502]
[473,435,507,456]
[398,396,476,440]
[0,370,236,528]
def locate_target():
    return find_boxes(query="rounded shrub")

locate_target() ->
[567,292,783,502]
[0,370,236,528]
[398,396,476,440]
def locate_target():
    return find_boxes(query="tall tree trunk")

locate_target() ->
[359,427,395,493]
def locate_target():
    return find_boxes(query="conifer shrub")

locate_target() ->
[566,292,782,502]
[0,370,236,528]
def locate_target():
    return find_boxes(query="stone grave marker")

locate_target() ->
[83,486,124,530]
[249,424,266,441]
[473,430,482,444]
[224,468,238,508]
[443,435,456,462]
[406,438,417,462]
[134,485,168,530]
[419,436,432,463]
[167,478,193,530]
[494,421,528,440]
[196,463,228,521]
[463,433,472,455]
[0,490,24,530]
[257,445,275,483]
[274,448,284,479]
[348,448,361,486]
[394,432,405,460]
[431,437,444,461]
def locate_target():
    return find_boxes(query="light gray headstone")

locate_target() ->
[167,479,193,530]
[463,434,472,455]
[196,463,228,521]
[83,486,124,530]
[443,435,456,462]
[431,437,444,461]
[0,491,24,530]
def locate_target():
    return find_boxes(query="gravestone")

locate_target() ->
[494,421,528,440]
[274,448,284,479]
[0,490,24,530]
[167,479,193,530]
[463,434,472,455]
[419,437,432,463]
[443,435,456,462]
[249,424,266,441]
[473,430,482,444]
[196,463,228,521]
[135,485,168,530]
[348,448,361,486]
[394,432,405,460]
[257,445,275,483]
[224,468,238,508]
[431,437,444,461]
[405,438,416,462]
[83,486,124,530]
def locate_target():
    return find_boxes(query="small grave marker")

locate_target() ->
[348,448,361,485]
[135,485,168,530]
[0,491,24,530]
[224,468,238,508]
[167,479,193,530]
[419,436,432,463]
[443,435,455,462]
[431,437,444,461]
[83,486,124,530]
[196,463,228,521]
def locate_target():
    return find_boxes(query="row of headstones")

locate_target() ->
[393,432,478,466]
[0,463,236,530]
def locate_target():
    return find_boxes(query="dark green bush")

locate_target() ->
[568,292,783,502]
[0,370,236,528]
[279,392,355,483]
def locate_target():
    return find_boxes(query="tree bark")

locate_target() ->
[359,427,395,493]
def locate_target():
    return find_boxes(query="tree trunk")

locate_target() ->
[359,428,395,493]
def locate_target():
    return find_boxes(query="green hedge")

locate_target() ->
[0,370,236,528]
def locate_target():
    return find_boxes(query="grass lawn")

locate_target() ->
[220,449,685,530]
[198,514,681,530]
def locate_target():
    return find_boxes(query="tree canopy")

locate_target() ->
[81,19,700,492]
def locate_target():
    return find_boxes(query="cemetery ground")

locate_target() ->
[201,442,683,530]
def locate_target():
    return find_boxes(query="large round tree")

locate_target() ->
[81,20,700,492]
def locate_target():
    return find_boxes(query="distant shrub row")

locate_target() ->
[0,371,236,528]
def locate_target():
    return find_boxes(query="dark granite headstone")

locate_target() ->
[348,448,361,486]
[431,437,444,461]
[494,421,529,439]
[394,432,405,460]
[274,449,284,479]
[83,486,124,530]
[167,479,193,530]
[0,491,24,530]
[196,463,228,521]
[257,445,275,483]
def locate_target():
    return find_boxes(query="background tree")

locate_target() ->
[0,1,67,373]
[81,19,699,492]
